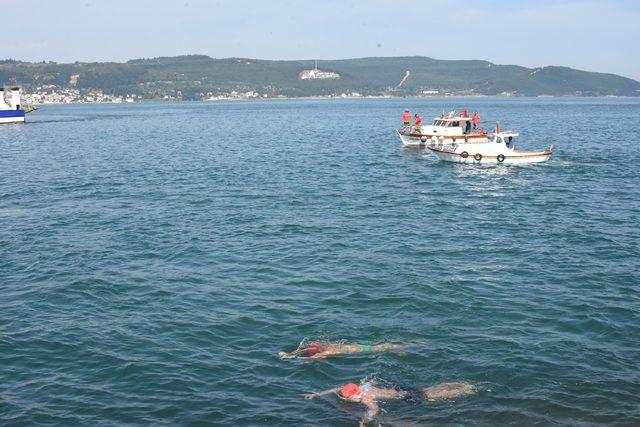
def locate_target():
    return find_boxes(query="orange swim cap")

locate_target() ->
[339,383,361,399]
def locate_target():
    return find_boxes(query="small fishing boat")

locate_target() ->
[428,130,553,165]
[397,113,489,147]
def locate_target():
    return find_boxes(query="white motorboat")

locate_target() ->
[397,114,489,147]
[427,130,553,165]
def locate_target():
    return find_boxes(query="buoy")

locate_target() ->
[421,136,427,143]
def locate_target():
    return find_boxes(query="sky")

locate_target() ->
[3,0,640,81]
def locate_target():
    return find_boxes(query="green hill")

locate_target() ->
[1,55,638,99]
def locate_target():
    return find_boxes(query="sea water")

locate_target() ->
[1,98,639,425]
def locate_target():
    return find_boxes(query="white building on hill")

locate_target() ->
[299,60,340,80]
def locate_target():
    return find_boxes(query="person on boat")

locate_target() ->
[279,340,412,360]
[305,380,477,425]
[464,119,472,134]
[414,113,423,127]
[472,111,480,129]
[402,109,411,127]
[460,109,468,118]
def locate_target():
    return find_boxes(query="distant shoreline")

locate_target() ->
[28,93,640,107]
[5,55,639,101]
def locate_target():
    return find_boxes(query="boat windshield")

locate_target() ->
[432,119,464,127]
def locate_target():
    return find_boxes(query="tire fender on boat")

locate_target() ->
[497,154,505,163]
[460,151,469,159]
[474,153,482,161]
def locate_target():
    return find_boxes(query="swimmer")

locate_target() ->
[278,340,412,360]
[305,380,476,426]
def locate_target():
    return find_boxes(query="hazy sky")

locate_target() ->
[4,0,640,80]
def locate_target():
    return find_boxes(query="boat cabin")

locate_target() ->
[0,86,22,111]
[398,111,488,146]
[491,131,519,149]
[417,116,480,136]
[431,117,472,127]
[431,117,473,133]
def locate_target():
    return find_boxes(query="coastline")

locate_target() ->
[25,93,640,107]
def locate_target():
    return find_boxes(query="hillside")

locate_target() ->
[1,55,639,100]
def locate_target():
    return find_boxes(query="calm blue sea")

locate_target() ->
[1,98,639,425]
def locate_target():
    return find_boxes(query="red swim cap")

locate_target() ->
[340,383,361,399]
[305,343,323,356]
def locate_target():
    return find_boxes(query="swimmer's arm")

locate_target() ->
[278,348,306,359]
[304,387,339,400]
[278,351,296,359]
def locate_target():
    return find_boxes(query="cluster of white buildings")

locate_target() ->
[20,86,137,104]
[204,90,269,101]
[337,92,362,98]
[299,68,341,80]
[298,61,340,80]
[19,87,274,104]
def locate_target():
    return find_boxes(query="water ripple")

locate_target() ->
[1,98,639,425]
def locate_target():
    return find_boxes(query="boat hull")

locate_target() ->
[428,146,552,165]
[0,110,26,124]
